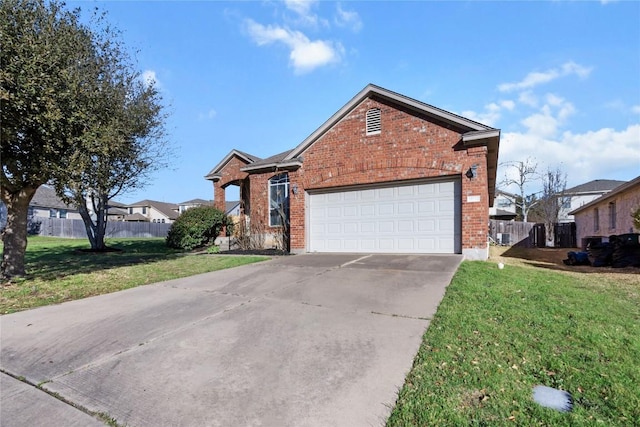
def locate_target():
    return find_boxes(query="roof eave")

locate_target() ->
[569,175,640,215]
[205,149,258,179]
[284,83,494,161]
[241,159,303,173]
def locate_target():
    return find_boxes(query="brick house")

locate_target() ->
[205,84,500,260]
[570,176,640,247]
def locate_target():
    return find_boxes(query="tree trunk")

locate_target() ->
[1,187,38,278]
[77,194,108,251]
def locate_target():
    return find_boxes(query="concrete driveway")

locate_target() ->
[1,253,461,427]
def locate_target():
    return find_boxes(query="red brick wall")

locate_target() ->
[288,97,489,251]
[213,96,490,253]
[212,156,250,211]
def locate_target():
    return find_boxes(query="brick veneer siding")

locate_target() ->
[574,184,640,245]
[212,96,492,256]
[212,157,250,212]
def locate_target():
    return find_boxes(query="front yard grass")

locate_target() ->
[388,247,639,426]
[0,237,268,314]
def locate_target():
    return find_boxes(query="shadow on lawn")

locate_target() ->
[500,245,640,275]
[23,239,184,281]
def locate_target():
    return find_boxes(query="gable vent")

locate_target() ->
[366,108,381,135]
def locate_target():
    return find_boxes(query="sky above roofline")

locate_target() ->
[70,0,639,204]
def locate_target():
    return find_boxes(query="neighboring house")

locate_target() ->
[558,179,626,223]
[28,185,82,220]
[206,84,500,260]
[178,198,214,214]
[490,190,518,220]
[122,200,179,223]
[225,201,240,216]
[105,200,129,221]
[570,176,640,246]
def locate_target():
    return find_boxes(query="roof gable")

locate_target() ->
[205,149,261,180]
[570,176,640,215]
[565,179,626,195]
[284,84,497,161]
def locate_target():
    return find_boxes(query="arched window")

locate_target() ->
[269,173,289,227]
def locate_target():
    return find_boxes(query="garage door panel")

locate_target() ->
[309,179,461,254]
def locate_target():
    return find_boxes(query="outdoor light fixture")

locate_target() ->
[292,184,299,195]
[466,164,478,179]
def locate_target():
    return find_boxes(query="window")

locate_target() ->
[142,207,147,215]
[161,218,165,223]
[366,108,381,135]
[609,202,616,229]
[128,207,133,214]
[269,173,289,227]
[49,209,57,218]
[560,197,571,209]
[594,207,599,232]
[59,209,67,219]
[497,198,512,208]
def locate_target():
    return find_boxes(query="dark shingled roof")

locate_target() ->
[244,150,294,168]
[128,199,179,220]
[30,186,76,210]
[565,179,626,195]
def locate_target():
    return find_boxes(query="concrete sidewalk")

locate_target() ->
[1,254,461,427]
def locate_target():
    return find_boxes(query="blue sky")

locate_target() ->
[72,0,640,204]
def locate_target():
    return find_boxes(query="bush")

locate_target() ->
[166,206,228,250]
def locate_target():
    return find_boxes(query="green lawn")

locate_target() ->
[0,237,268,314]
[387,260,640,426]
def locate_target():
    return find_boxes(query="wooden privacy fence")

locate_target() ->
[489,220,546,248]
[32,218,171,239]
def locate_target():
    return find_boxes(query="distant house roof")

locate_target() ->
[569,176,640,215]
[30,186,77,211]
[495,189,518,200]
[179,198,214,206]
[128,199,179,220]
[123,213,149,222]
[225,201,240,214]
[565,179,626,195]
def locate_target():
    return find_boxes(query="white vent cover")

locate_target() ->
[366,108,381,135]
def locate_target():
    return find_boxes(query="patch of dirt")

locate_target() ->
[490,245,640,279]
[460,389,490,409]
[218,248,290,256]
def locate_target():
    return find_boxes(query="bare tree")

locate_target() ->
[499,158,540,222]
[538,166,568,245]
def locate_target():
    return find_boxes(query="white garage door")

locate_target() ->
[308,179,461,254]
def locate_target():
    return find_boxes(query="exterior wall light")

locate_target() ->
[292,184,299,195]
[466,164,478,179]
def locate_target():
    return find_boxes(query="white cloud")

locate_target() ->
[283,0,327,28]
[198,109,217,120]
[498,124,640,191]
[335,3,363,32]
[285,0,315,16]
[141,70,160,88]
[633,105,640,114]
[518,91,538,107]
[244,19,343,74]
[520,94,575,137]
[498,61,592,92]
[500,100,515,111]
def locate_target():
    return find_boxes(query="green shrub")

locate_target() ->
[166,206,228,250]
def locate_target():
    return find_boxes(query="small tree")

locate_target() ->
[499,158,539,222]
[166,207,228,251]
[632,207,640,231]
[537,166,567,245]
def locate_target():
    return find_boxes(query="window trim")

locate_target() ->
[269,173,290,227]
[608,201,616,229]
